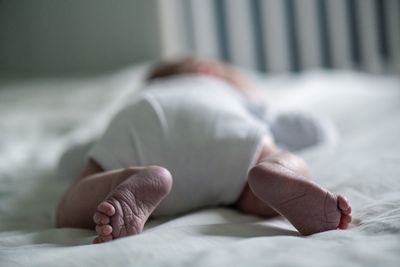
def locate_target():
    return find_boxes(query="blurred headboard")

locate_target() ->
[1,0,398,76]
[159,0,400,74]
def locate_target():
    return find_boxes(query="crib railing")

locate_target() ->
[158,0,400,74]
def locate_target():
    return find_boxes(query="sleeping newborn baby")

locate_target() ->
[56,58,352,243]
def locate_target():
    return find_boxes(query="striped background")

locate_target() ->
[159,0,400,74]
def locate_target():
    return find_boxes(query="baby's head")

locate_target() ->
[146,57,225,82]
[146,57,259,97]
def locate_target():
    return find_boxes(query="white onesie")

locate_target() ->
[88,75,267,217]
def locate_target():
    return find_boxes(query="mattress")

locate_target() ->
[0,65,399,267]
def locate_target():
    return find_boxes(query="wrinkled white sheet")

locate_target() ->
[0,66,399,267]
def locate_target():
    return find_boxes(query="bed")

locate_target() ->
[0,65,399,266]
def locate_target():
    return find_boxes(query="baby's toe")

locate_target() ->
[93,236,100,244]
[337,195,352,214]
[338,213,352,229]
[97,201,116,216]
[343,206,352,215]
[96,224,113,236]
[93,211,110,225]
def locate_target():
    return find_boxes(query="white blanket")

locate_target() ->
[1,66,399,267]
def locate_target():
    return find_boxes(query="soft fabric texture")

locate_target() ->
[89,75,266,216]
[1,66,399,267]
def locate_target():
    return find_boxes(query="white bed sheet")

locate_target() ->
[0,66,399,267]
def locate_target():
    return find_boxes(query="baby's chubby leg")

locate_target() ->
[236,140,311,217]
[236,151,311,217]
[237,140,352,235]
[56,162,172,243]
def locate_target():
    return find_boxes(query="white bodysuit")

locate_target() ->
[88,76,267,216]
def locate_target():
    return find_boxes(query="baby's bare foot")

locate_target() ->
[248,161,352,235]
[93,166,172,243]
